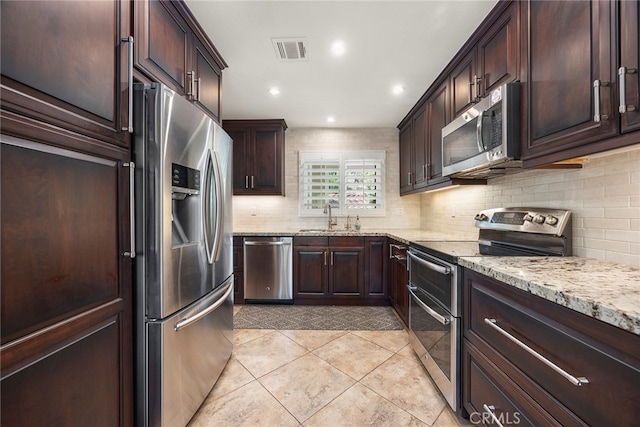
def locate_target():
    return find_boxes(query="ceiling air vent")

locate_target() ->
[272,38,308,61]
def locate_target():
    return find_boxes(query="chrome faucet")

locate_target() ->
[323,203,337,230]
[345,215,352,230]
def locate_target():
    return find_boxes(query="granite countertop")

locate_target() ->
[458,256,640,336]
[233,229,462,245]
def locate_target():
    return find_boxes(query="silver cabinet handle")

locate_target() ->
[593,79,610,122]
[619,67,638,113]
[245,176,249,189]
[484,318,589,386]
[331,251,334,266]
[407,172,412,186]
[408,286,450,325]
[389,243,407,258]
[187,71,195,99]
[251,175,255,189]
[482,405,505,427]
[408,251,451,275]
[474,74,482,100]
[324,251,328,266]
[123,162,136,258]
[121,36,134,133]
[174,280,233,331]
[195,77,202,102]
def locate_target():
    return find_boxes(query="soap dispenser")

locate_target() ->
[354,216,361,231]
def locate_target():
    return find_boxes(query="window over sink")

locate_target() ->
[299,150,385,217]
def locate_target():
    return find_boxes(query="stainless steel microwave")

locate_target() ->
[442,82,521,178]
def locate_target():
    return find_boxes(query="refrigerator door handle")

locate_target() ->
[203,150,224,264]
[174,280,233,331]
[211,151,224,262]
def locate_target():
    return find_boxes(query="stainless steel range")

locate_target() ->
[407,207,572,413]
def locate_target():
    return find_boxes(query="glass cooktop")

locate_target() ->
[410,240,483,264]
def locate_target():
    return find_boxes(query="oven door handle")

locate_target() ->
[408,286,451,326]
[408,251,451,275]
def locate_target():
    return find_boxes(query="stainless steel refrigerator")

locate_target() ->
[133,83,234,427]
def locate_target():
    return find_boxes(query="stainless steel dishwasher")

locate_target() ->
[243,237,293,302]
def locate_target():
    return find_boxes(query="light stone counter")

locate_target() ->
[233,228,465,245]
[458,256,640,336]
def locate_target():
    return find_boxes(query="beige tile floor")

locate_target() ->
[188,307,473,427]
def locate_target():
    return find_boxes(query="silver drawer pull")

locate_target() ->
[484,318,589,387]
[482,405,504,427]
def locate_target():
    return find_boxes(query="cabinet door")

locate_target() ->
[426,82,449,184]
[0,0,131,147]
[521,0,617,165]
[411,104,428,191]
[294,246,328,298]
[620,0,640,133]
[233,240,244,304]
[477,1,519,97]
[399,122,413,194]
[193,35,222,122]
[251,126,284,195]
[450,51,476,118]
[365,237,388,300]
[228,127,252,194]
[1,134,132,425]
[393,256,409,326]
[135,0,190,95]
[329,247,364,297]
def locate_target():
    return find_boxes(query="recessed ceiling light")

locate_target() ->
[268,87,281,96]
[327,116,336,123]
[392,85,405,95]
[331,41,346,56]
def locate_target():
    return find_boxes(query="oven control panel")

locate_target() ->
[474,207,571,236]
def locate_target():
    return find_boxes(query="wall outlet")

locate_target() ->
[250,206,257,216]
[394,208,405,216]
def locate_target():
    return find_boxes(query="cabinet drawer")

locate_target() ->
[463,340,559,427]
[464,271,640,427]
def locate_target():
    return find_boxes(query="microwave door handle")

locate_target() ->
[476,112,485,152]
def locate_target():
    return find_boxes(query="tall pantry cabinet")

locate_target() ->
[1,1,134,425]
[1,1,226,425]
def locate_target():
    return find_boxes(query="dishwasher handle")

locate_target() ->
[244,240,291,246]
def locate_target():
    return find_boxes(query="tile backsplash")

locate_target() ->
[420,145,640,267]
[232,126,639,268]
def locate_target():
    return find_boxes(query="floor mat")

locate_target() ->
[234,305,404,330]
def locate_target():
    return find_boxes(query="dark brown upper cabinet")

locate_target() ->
[223,119,287,196]
[619,0,640,134]
[0,0,132,147]
[520,0,640,167]
[399,81,484,195]
[134,0,225,122]
[450,1,520,119]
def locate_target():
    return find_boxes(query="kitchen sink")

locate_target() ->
[298,228,331,233]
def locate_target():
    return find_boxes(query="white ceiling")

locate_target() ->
[185,0,499,128]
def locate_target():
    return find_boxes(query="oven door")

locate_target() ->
[407,249,459,316]
[408,284,459,411]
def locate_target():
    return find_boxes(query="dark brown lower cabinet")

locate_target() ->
[463,268,640,427]
[294,236,377,304]
[0,116,133,426]
[233,236,244,304]
[388,240,408,326]
[364,237,388,301]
